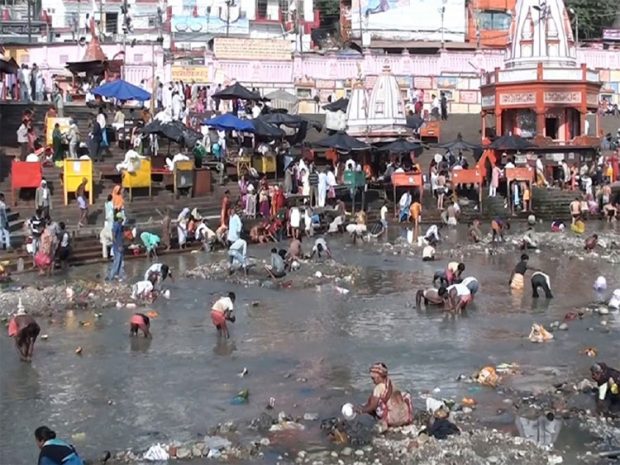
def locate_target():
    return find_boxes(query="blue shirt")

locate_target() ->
[112,221,124,253]
[227,214,242,242]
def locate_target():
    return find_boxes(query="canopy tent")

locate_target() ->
[264,89,298,113]
[438,132,481,152]
[203,113,255,132]
[315,132,369,152]
[490,134,536,151]
[252,118,285,138]
[92,79,151,101]
[258,113,322,131]
[142,120,202,148]
[212,82,263,101]
[323,97,349,112]
[378,138,423,153]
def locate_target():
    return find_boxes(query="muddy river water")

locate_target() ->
[1,224,618,464]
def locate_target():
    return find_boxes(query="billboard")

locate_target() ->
[350,0,466,43]
[169,0,249,35]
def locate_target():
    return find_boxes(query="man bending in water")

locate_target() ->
[130,313,151,338]
[491,218,509,243]
[144,263,173,284]
[416,287,445,308]
[439,283,472,313]
[309,237,332,260]
[211,292,236,338]
[8,305,40,361]
[531,271,553,299]
[468,219,482,243]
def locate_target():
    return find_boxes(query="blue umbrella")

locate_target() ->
[92,79,151,101]
[203,113,255,132]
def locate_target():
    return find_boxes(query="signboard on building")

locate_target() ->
[214,38,292,61]
[602,29,620,41]
[169,0,249,35]
[349,0,466,43]
[171,66,209,83]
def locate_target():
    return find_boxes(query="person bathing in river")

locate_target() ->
[131,275,158,302]
[34,426,84,465]
[286,237,303,262]
[468,219,482,243]
[355,362,413,432]
[433,262,464,288]
[520,227,538,250]
[584,234,598,252]
[590,362,620,412]
[439,282,472,313]
[423,224,441,246]
[265,248,287,279]
[309,237,332,260]
[416,287,445,308]
[422,244,435,261]
[211,292,236,339]
[129,313,151,338]
[8,303,40,362]
[509,253,539,291]
[531,271,553,299]
[461,276,479,299]
[144,263,173,286]
[491,218,510,243]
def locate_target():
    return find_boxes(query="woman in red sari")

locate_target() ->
[271,185,286,218]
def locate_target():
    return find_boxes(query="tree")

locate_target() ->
[315,0,341,26]
[565,0,617,40]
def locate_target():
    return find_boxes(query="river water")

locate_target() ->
[1,224,618,465]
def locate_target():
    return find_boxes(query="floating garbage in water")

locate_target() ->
[143,444,169,461]
[126,303,137,309]
[594,276,607,291]
[580,347,598,358]
[41,334,48,340]
[528,323,553,343]
[66,287,74,301]
[75,346,83,355]
[162,289,171,299]
[238,367,248,377]
[315,271,323,279]
[230,389,249,405]
[341,403,356,420]
[71,432,86,442]
[335,286,350,295]
[145,310,159,318]
[475,366,500,387]
[115,301,123,309]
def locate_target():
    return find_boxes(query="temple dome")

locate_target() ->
[345,80,369,136]
[506,0,576,69]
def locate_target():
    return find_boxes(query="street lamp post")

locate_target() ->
[440,6,445,49]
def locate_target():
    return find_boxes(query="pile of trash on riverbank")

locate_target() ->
[0,281,132,318]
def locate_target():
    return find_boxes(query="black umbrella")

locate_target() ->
[378,138,423,153]
[212,82,263,101]
[438,132,481,152]
[142,120,202,148]
[258,113,322,131]
[490,134,536,151]
[323,97,349,112]
[252,118,285,138]
[406,114,424,130]
[315,132,369,151]
[0,58,19,74]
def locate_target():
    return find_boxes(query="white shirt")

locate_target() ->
[144,263,163,281]
[212,296,234,313]
[399,192,411,208]
[461,277,478,288]
[505,162,515,169]
[448,283,471,297]
[312,238,328,253]
[97,113,106,129]
[132,280,154,298]
[422,245,435,259]
[380,205,388,222]
[195,222,215,241]
[290,207,301,228]
[425,225,439,241]
[531,271,551,290]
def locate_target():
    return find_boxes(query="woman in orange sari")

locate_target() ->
[356,362,413,431]
[112,185,124,212]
